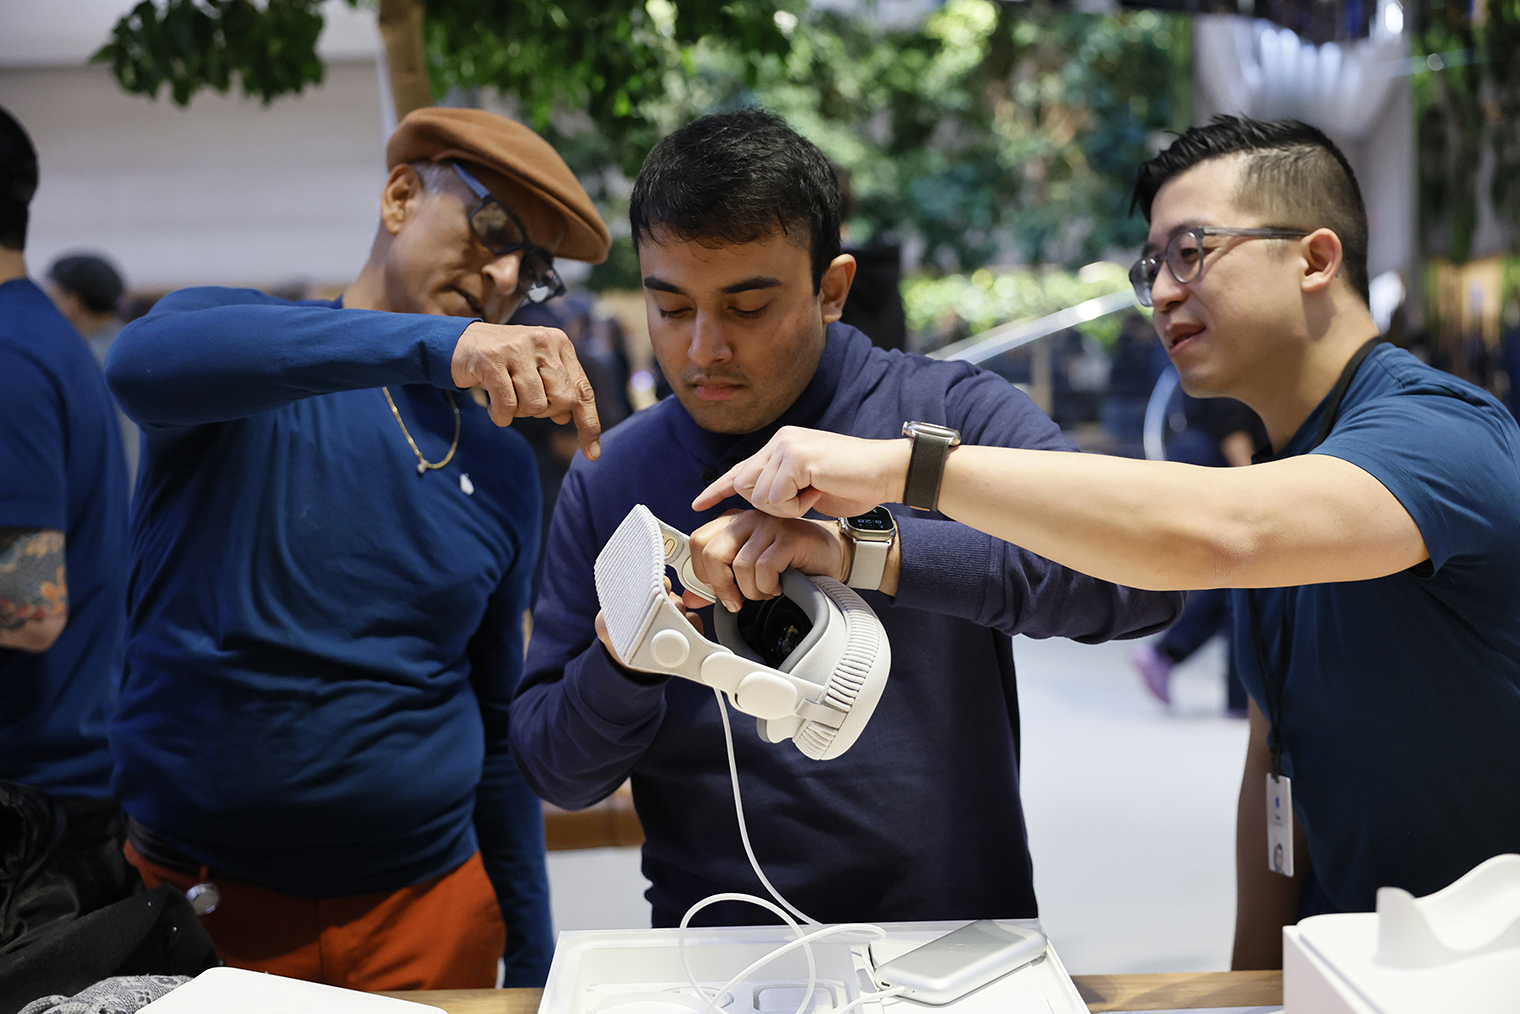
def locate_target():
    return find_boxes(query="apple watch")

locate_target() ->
[901,421,962,512]
[839,506,896,591]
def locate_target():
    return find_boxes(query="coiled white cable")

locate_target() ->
[590,687,905,1014]
[678,893,815,1014]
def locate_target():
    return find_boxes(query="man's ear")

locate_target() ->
[379,164,425,237]
[819,253,858,324]
[1299,228,1344,295]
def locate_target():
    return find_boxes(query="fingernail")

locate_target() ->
[590,439,601,460]
[724,599,740,613]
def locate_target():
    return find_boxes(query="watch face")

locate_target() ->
[847,506,896,533]
[903,421,961,442]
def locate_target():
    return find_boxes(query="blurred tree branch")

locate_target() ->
[379,0,431,118]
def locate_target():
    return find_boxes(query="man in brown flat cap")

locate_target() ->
[103,108,610,989]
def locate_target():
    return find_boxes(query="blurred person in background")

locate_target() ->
[835,166,908,352]
[45,252,125,364]
[45,252,139,484]
[104,108,610,989]
[1132,393,1267,716]
[1500,297,1520,424]
[0,106,137,930]
[510,290,634,600]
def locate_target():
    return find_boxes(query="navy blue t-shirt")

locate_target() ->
[0,278,129,798]
[1232,343,1520,913]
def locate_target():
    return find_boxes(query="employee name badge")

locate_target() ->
[1266,772,1294,877]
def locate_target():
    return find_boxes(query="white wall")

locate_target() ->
[0,0,388,292]
[1193,15,1419,293]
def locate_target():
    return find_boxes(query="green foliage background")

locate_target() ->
[1412,0,1520,261]
[98,0,1190,283]
[902,261,1136,347]
[98,0,327,105]
[557,1,1192,284]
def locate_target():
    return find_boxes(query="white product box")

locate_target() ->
[137,966,445,1012]
[538,920,1085,1014]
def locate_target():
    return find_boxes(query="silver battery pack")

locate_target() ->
[872,920,1048,1005]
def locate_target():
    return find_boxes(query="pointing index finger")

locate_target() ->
[568,365,602,460]
[693,471,738,511]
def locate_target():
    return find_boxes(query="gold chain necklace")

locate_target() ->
[381,387,460,475]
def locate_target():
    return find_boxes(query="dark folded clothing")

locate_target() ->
[0,784,141,957]
[0,887,218,1014]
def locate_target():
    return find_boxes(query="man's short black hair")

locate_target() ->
[49,253,126,314]
[630,108,842,292]
[0,106,39,252]
[1132,115,1370,304]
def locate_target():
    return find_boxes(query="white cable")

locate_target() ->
[835,984,908,1014]
[703,921,889,1014]
[712,686,820,926]
[598,688,901,1014]
[678,893,815,1014]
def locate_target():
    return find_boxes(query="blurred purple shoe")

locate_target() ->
[1132,645,1174,705]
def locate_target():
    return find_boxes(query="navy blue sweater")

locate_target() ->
[512,324,1182,926]
[105,286,551,981]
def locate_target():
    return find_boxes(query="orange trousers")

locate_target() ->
[125,841,506,989]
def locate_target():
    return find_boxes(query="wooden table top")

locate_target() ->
[385,969,1282,1012]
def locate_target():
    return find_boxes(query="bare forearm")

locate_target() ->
[699,428,1426,589]
[936,445,1427,591]
[0,528,68,652]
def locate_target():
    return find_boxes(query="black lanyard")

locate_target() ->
[1248,337,1384,777]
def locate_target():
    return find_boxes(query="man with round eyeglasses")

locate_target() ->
[1128,226,1310,309]
[104,107,611,988]
[695,115,1520,971]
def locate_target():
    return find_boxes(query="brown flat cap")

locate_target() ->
[387,107,611,264]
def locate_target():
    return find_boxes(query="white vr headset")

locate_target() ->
[594,505,892,760]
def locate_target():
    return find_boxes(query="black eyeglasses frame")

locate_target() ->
[450,161,566,305]
[1129,226,1313,308]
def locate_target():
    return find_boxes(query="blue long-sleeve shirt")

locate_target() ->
[105,286,552,982]
[511,323,1182,926]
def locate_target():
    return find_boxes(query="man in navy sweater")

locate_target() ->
[510,109,1183,927]
[105,108,609,988]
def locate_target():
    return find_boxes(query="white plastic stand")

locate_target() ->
[1282,853,1520,1014]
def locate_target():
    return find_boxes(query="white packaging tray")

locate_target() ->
[539,920,1086,1014]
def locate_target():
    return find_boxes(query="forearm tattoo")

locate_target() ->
[0,528,68,633]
